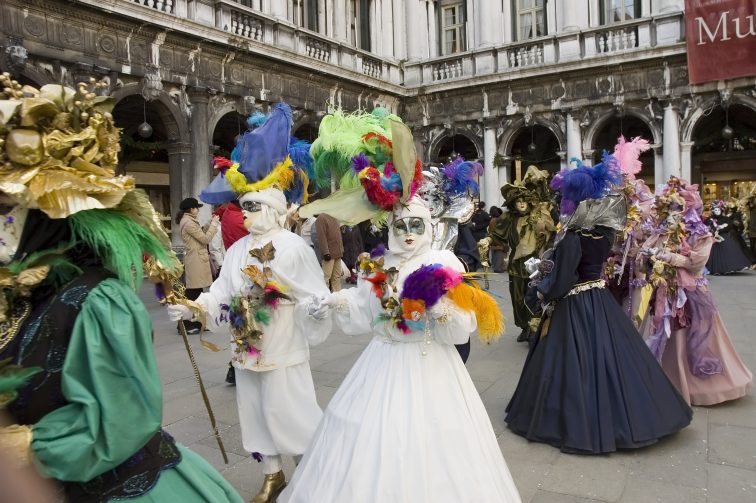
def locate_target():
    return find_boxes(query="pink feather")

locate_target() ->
[613,135,650,179]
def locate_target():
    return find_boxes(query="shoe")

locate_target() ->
[186,327,200,335]
[225,366,236,386]
[516,328,529,342]
[250,471,286,503]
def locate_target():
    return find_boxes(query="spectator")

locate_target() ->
[315,213,344,292]
[341,225,364,283]
[488,206,507,273]
[176,197,219,334]
[471,201,491,241]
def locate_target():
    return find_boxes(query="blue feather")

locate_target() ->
[236,102,293,183]
[288,138,315,179]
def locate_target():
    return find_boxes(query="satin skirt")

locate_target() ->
[506,288,692,454]
[279,337,521,503]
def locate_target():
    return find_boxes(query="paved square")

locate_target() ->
[146,272,756,502]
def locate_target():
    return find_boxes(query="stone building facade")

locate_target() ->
[1,0,754,232]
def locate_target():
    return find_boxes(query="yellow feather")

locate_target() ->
[447,282,505,343]
[226,157,296,194]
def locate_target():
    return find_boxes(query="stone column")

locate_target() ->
[680,141,694,183]
[392,0,406,59]
[381,0,394,57]
[318,0,326,34]
[405,0,427,60]
[333,0,348,41]
[427,0,437,58]
[662,103,681,181]
[166,141,192,247]
[501,0,512,43]
[188,89,213,222]
[483,125,499,208]
[565,112,582,166]
[477,0,497,47]
[497,162,509,199]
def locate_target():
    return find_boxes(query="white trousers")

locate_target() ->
[235,362,322,470]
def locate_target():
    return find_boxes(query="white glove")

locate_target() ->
[166,304,193,321]
[307,293,334,320]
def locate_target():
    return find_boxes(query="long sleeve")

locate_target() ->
[315,217,330,256]
[430,297,477,345]
[185,218,219,246]
[537,231,582,302]
[31,279,162,482]
[331,277,381,336]
[665,236,714,272]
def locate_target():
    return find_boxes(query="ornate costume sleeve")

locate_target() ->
[330,278,380,336]
[30,278,162,482]
[272,243,334,346]
[430,297,477,345]
[537,231,582,302]
[664,235,714,271]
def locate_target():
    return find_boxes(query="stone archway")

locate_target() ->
[429,129,482,164]
[112,84,190,243]
[506,124,562,175]
[686,97,756,204]
[212,111,246,158]
[585,108,659,187]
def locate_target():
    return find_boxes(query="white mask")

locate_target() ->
[0,197,29,264]
[387,198,432,261]
[239,191,283,236]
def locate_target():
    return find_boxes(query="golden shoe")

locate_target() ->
[250,470,286,503]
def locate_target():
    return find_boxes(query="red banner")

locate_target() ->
[685,0,756,84]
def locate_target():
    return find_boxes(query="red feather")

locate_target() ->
[365,271,388,299]
[360,167,400,210]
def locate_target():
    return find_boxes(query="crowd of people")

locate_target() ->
[0,79,752,503]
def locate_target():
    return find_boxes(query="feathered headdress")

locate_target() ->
[551,152,623,215]
[613,135,650,180]
[500,165,552,211]
[200,102,313,206]
[0,77,180,289]
[299,109,424,225]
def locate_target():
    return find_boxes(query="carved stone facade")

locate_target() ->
[1,0,755,213]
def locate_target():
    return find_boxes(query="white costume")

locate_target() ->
[279,199,521,503]
[196,188,332,473]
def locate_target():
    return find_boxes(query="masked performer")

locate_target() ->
[705,200,753,274]
[0,78,242,501]
[417,158,482,362]
[638,179,752,406]
[168,103,332,503]
[505,156,692,454]
[279,110,520,502]
[494,166,555,342]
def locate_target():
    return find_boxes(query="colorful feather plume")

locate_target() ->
[247,112,269,129]
[613,135,650,179]
[401,264,463,310]
[447,281,505,343]
[441,157,483,195]
[213,156,233,172]
[551,152,623,215]
[370,244,386,258]
[263,281,291,308]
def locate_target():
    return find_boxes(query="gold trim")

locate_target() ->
[567,279,606,296]
[0,300,32,353]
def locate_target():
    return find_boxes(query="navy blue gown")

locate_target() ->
[505,227,692,454]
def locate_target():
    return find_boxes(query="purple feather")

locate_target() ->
[370,244,386,258]
[401,264,462,308]
[352,153,370,174]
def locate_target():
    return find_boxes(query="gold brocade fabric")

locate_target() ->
[0,76,132,218]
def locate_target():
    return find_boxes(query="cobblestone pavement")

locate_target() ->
[146,271,756,503]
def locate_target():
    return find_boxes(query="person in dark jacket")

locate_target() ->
[315,213,345,291]
[470,201,491,242]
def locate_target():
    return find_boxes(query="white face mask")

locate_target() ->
[0,197,29,264]
[387,199,433,261]
[712,207,722,217]
[239,192,281,235]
